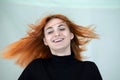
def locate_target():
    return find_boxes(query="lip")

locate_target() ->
[52,38,64,43]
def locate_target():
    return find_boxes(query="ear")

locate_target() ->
[43,38,48,46]
[70,32,74,40]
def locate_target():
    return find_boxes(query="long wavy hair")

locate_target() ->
[2,14,98,67]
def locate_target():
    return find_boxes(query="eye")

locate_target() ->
[59,27,65,31]
[46,29,54,34]
[47,30,53,34]
[59,25,66,31]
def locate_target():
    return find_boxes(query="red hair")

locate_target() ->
[2,14,98,67]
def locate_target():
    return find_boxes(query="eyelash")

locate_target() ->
[47,28,65,35]
[47,31,53,34]
[59,28,65,31]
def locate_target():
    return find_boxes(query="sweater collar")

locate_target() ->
[51,52,75,63]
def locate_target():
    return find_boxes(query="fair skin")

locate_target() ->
[43,18,74,56]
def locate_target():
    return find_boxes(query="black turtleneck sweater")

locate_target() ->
[18,54,102,80]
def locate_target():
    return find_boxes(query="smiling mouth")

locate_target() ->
[53,38,64,43]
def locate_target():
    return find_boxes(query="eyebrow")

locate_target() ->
[45,27,53,31]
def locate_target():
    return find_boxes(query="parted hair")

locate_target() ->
[2,14,98,67]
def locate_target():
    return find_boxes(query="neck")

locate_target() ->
[50,47,71,56]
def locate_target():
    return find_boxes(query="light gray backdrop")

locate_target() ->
[0,0,120,80]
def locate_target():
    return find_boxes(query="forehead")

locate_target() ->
[44,18,65,28]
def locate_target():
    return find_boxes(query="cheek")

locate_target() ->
[44,36,51,43]
[43,38,48,45]
[44,36,52,46]
[65,32,73,38]
[43,34,51,45]
[70,33,74,39]
[44,33,50,40]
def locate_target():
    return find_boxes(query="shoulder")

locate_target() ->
[27,58,51,67]
[76,60,97,66]
[82,61,101,74]
[22,58,46,73]
[83,61,97,66]
[73,60,99,69]
[82,61,102,79]
[24,58,45,69]
[28,58,47,66]
[18,58,46,80]
[28,58,42,65]
[82,61,98,69]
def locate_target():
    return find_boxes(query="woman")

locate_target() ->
[2,14,102,80]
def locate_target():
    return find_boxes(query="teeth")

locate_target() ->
[53,38,64,43]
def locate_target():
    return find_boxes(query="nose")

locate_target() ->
[54,30,60,36]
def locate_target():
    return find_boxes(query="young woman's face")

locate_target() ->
[43,18,74,52]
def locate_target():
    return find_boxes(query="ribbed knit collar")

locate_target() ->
[51,52,76,63]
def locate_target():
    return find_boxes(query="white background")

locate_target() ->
[0,0,120,80]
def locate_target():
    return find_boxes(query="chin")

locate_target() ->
[52,46,68,51]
